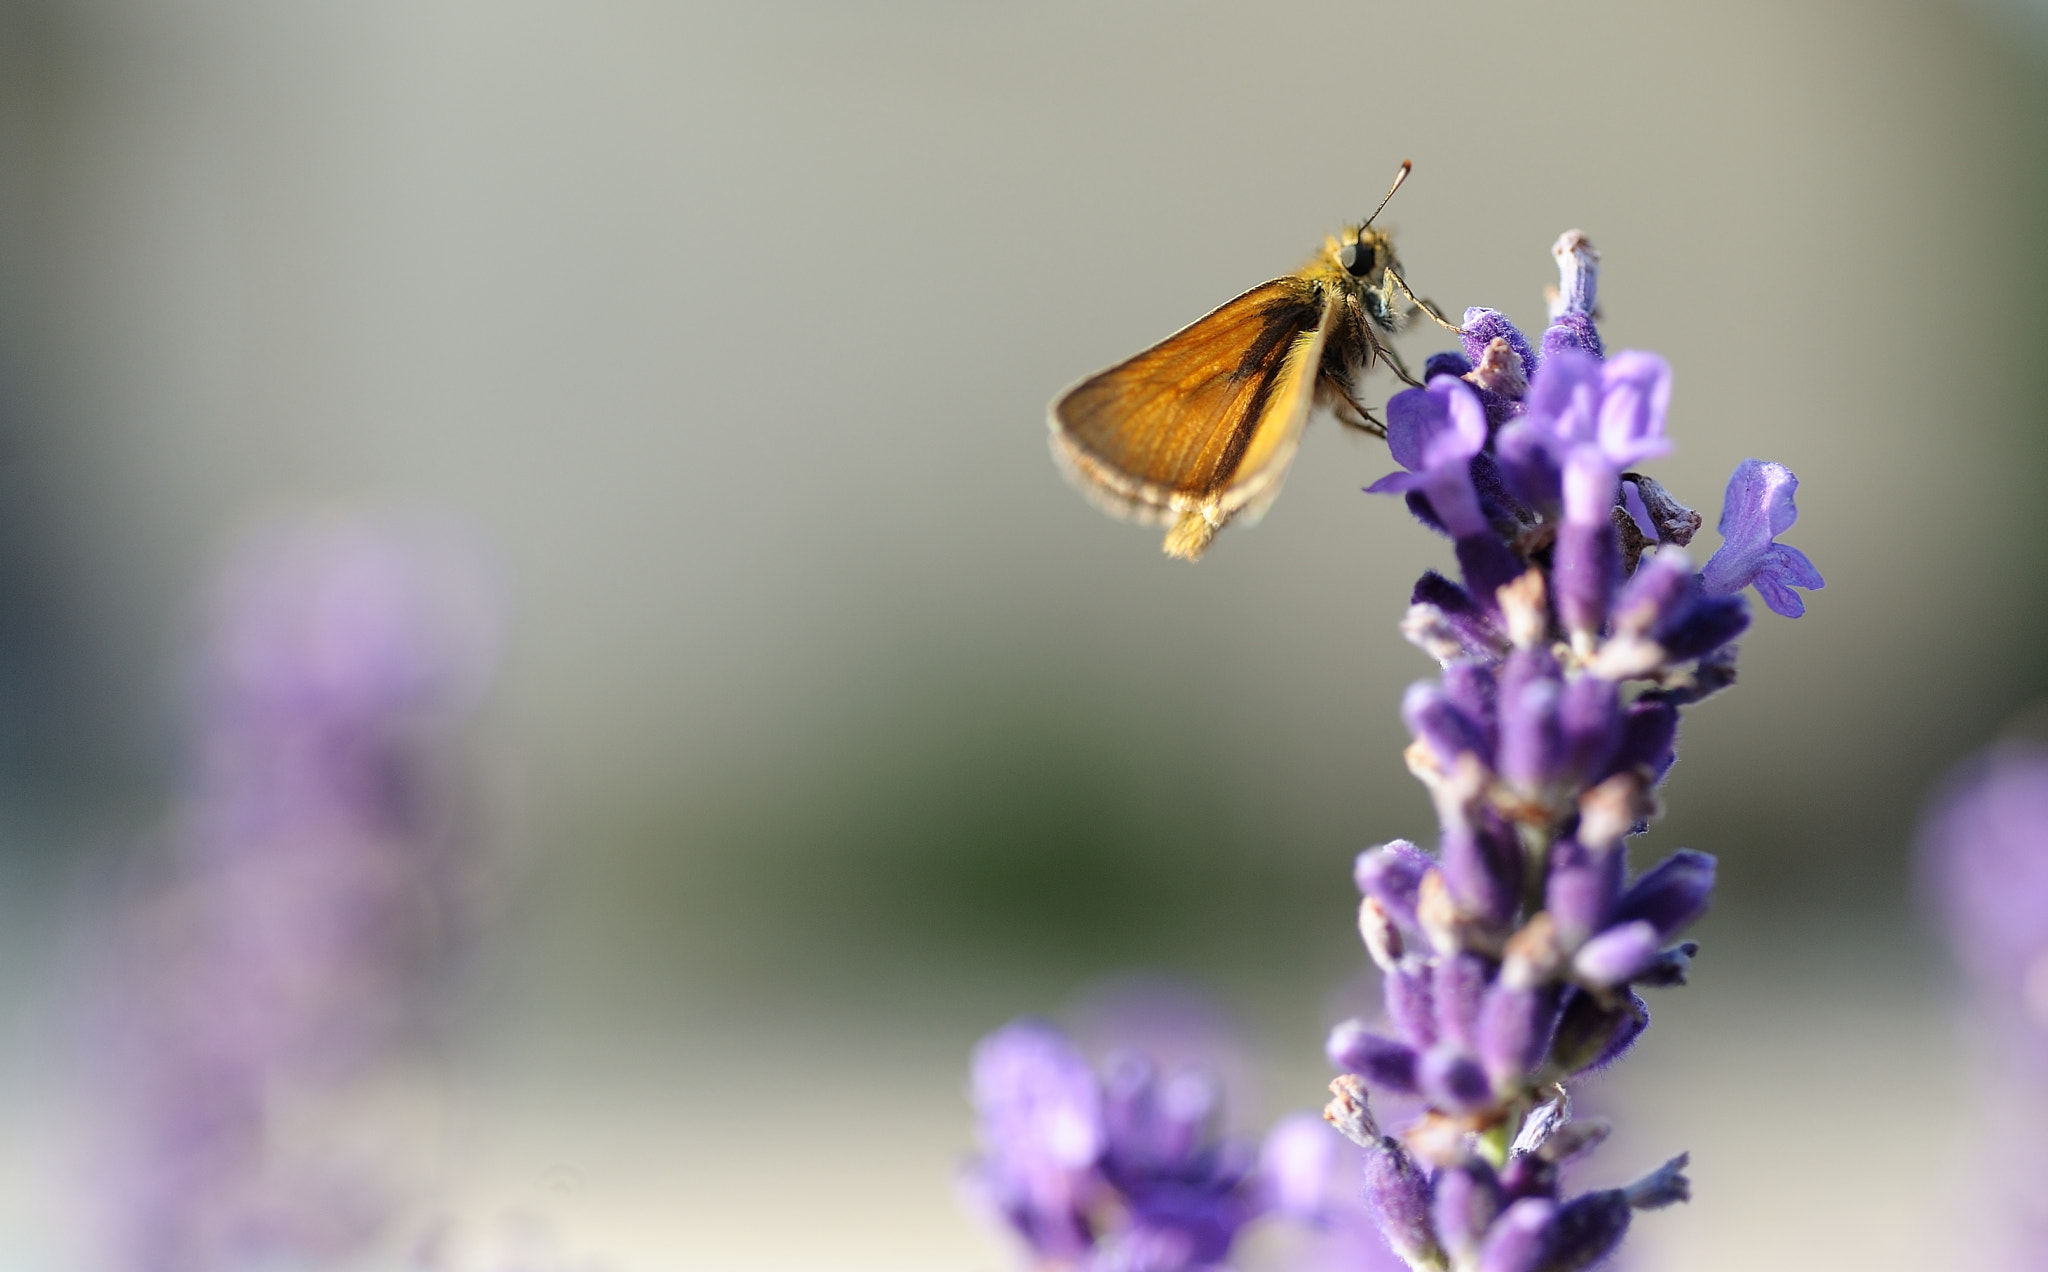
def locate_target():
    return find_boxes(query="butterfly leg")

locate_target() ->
[1373,330,1425,390]
[1386,266,1464,335]
[1323,374,1386,437]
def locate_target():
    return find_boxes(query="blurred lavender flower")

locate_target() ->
[964,1012,1408,1272]
[1920,741,2048,1266]
[86,520,500,1272]
[1324,231,1819,1269]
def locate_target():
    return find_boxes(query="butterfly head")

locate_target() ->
[1337,226,1395,283]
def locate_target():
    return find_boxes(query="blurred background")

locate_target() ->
[0,1,2044,1267]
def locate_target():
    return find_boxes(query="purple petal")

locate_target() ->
[1256,1112,1336,1221]
[1699,459,1823,617]
[972,1019,1104,1169]
[1592,352,1673,469]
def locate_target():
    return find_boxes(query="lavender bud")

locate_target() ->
[1656,592,1751,662]
[1458,532,1531,609]
[1607,702,1678,787]
[1366,1135,1447,1271]
[1412,571,1511,659]
[1572,920,1662,988]
[1612,849,1716,939]
[1420,1046,1496,1114]
[1557,674,1619,782]
[1426,350,1476,379]
[1477,980,1564,1096]
[1549,989,1649,1074]
[1443,661,1501,753]
[1610,546,1695,638]
[1356,839,1434,932]
[1498,1152,1558,1204]
[1477,1197,1557,1272]
[1433,952,1490,1049]
[1441,819,1523,931]
[1554,517,1619,645]
[1499,651,1565,793]
[1386,960,1437,1046]
[1549,230,1599,319]
[1534,1190,1632,1272]
[1463,306,1539,377]
[1546,838,1623,950]
[1404,682,1493,769]
[1434,1160,1507,1263]
[1542,311,1604,361]
[1326,1021,1421,1095]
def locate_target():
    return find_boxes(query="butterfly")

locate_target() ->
[1048,161,1458,561]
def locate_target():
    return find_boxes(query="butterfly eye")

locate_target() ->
[1340,239,1377,277]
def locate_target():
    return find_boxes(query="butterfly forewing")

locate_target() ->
[1049,277,1333,531]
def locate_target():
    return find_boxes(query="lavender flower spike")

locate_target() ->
[1699,457,1824,617]
[1326,235,1814,1271]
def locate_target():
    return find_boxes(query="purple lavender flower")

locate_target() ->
[1699,458,1825,618]
[86,521,499,1272]
[1919,742,2048,1267]
[1923,744,2048,1044]
[966,1012,1397,1271]
[1323,231,1821,1269]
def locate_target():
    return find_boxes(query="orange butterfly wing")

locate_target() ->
[1048,277,1335,554]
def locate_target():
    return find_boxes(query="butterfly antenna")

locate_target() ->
[1361,159,1413,229]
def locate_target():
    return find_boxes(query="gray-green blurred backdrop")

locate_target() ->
[0,1,2044,1267]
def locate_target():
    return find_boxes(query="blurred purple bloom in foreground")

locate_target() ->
[1920,742,2048,1268]
[88,521,498,1272]
[965,1015,1405,1272]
